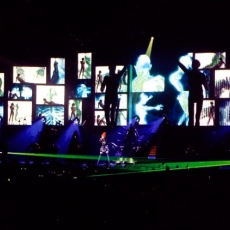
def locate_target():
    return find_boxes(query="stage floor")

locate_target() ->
[3,152,230,178]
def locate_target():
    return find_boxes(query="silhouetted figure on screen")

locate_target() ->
[177,59,208,126]
[9,103,15,124]
[79,58,85,78]
[51,61,59,84]
[207,101,215,125]
[16,73,26,84]
[101,64,128,128]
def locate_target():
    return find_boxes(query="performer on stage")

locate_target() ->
[97,132,110,165]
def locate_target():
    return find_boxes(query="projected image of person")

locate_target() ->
[9,103,15,124]
[43,98,58,105]
[70,103,76,120]
[213,57,226,69]
[207,101,215,125]
[15,103,19,122]
[69,100,82,122]
[96,70,103,92]
[16,73,26,84]
[101,63,128,128]
[117,68,128,92]
[46,87,57,103]
[96,115,106,126]
[132,54,164,92]
[135,93,163,125]
[98,99,104,109]
[169,54,193,125]
[37,86,64,106]
[76,83,88,98]
[51,61,59,84]
[199,53,226,69]
[177,59,208,126]
[78,58,85,79]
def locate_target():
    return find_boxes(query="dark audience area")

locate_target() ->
[0,158,229,229]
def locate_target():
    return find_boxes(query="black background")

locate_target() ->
[0,0,230,63]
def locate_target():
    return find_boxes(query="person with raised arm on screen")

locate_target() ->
[101,62,128,128]
[177,58,208,126]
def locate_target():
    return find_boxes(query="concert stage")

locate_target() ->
[2,120,230,178]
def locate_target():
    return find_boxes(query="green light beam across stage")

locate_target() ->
[8,152,103,160]
[7,152,230,177]
[87,160,230,177]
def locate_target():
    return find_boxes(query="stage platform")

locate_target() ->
[2,151,230,178]
[2,122,230,178]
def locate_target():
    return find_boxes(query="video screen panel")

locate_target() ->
[116,65,128,93]
[214,69,230,98]
[36,85,65,105]
[116,110,127,126]
[95,94,105,110]
[13,66,47,84]
[68,80,92,98]
[77,53,92,79]
[94,94,127,110]
[94,111,107,126]
[8,101,32,125]
[95,66,109,93]
[50,58,65,84]
[68,99,82,123]
[118,94,128,109]
[0,73,4,97]
[36,105,64,126]
[200,69,211,98]
[131,92,164,125]
[94,110,127,126]
[219,100,230,126]
[131,54,165,92]
[8,84,33,100]
[194,100,215,126]
[194,52,226,69]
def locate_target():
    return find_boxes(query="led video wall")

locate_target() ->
[0,44,229,127]
[94,65,128,126]
[130,51,227,126]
